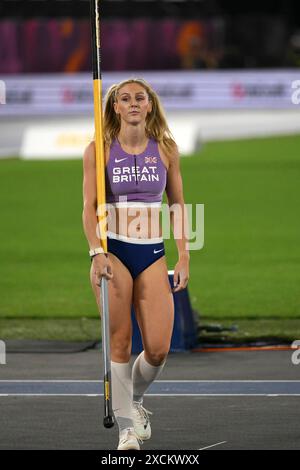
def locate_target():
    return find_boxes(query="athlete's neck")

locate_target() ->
[118,124,148,153]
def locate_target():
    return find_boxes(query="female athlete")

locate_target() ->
[82,78,190,450]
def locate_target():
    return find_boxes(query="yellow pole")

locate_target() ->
[90,0,114,428]
[93,78,107,253]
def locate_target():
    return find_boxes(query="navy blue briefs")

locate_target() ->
[107,233,165,280]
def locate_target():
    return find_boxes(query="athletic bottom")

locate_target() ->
[106,231,165,280]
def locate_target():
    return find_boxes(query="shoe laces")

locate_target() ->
[120,427,143,446]
[133,402,153,424]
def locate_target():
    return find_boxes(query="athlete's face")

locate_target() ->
[114,83,152,125]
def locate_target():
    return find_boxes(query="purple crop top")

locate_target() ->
[105,137,167,205]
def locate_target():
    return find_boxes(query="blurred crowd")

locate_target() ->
[1,16,300,74]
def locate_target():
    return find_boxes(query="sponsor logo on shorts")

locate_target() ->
[153,248,164,254]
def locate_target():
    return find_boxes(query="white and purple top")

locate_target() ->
[105,137,167,207]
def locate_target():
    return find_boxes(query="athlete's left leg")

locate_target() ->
[133,255,174,366]
[131,255,174,439]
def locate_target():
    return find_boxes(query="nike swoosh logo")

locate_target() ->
[153,248,164,254]
[115,157,127,163]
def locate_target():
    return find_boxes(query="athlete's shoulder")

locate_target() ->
[83,140,111,167]
[158,139,179,170]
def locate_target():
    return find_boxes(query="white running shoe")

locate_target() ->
[132,401,153,441]
[117,427,142,451]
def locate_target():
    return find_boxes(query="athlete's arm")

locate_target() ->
[165,143,190,257]
[82,141,104,250]
[165,143,190,292]
[82,141,113,281]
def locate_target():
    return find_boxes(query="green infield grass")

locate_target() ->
[0,134,299,340]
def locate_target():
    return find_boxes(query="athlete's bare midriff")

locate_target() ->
[106,206,163,239]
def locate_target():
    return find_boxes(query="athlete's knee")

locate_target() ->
[144,348,169,367]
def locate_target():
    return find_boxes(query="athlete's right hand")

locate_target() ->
[92,254,113,283]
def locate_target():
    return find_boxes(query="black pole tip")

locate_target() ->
[103,416,115,428]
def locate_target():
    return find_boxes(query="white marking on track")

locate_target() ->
[0,380,299,383]
[199,441,227,450]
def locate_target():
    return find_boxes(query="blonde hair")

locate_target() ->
[102,78,177,157]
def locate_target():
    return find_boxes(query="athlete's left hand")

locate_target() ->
[172,254,190,292]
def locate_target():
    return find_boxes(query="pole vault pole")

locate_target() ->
[90,0,114,429]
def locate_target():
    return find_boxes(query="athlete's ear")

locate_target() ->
[148,100,153,114]
[113,101,119,114]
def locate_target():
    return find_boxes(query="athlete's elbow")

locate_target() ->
[167,195,185,207]
[83,200,97,213]
[82,203,96,226]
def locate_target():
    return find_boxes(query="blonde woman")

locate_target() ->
[82,78,190,450]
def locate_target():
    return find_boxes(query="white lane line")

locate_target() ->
[1,394,300,397]
[199,441,227,451]
[0,380,299,382]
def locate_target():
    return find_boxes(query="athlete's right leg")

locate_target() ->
[90,252,140,449]
[90,251,133,361]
